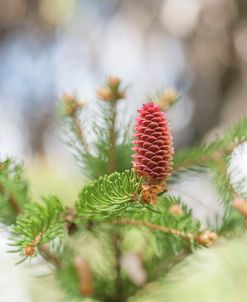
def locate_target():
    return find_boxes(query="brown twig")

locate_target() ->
[108,219,194,240]
[39,245,61,269]
[8,194,22,215]
[73,112,90,154]
[107,219,217,247]
[0,183,22,215]
[62,94,89,153]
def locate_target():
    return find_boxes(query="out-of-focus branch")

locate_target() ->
[97,76,126,174]
[107,219,217,247]
[62,94,90,154]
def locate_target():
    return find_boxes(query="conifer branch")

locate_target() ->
[5,80,247,302]
[97,76,126,174]
[61,94,90,154]
[60,78,130,179]
[10,196,65,262]
[0,161,62,266]
[76,170,142,219]
[21,230,61,268]
[173,145,230,171]
[173,117,247,173]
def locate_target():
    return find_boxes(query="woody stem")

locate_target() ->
[107,219,196,241]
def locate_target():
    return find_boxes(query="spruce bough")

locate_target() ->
[1,77,247,301]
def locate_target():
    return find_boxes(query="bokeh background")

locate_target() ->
[1,0,247,301]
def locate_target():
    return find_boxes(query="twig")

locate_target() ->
[8,194,22,215]
[0,183,22,214]
[108,219,194,241]
[73,112,90,154]
[39,245,61,269]
[108,101,117,173]
[106,219,217,247]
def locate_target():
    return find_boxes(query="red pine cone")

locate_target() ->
[132,102,174,184]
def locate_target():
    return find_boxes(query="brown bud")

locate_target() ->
[141,190,158,205]
[62,93,83,116]
[97,76,125,102]
[169,204,183,216]
[156,88,179,111]
[142,183,166,194]
[24,245,36,257]
[140,183,166,205]
[233,197,247,218]
[97,87,114,101]
[196,230,218,247]
[108,76,121,88]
